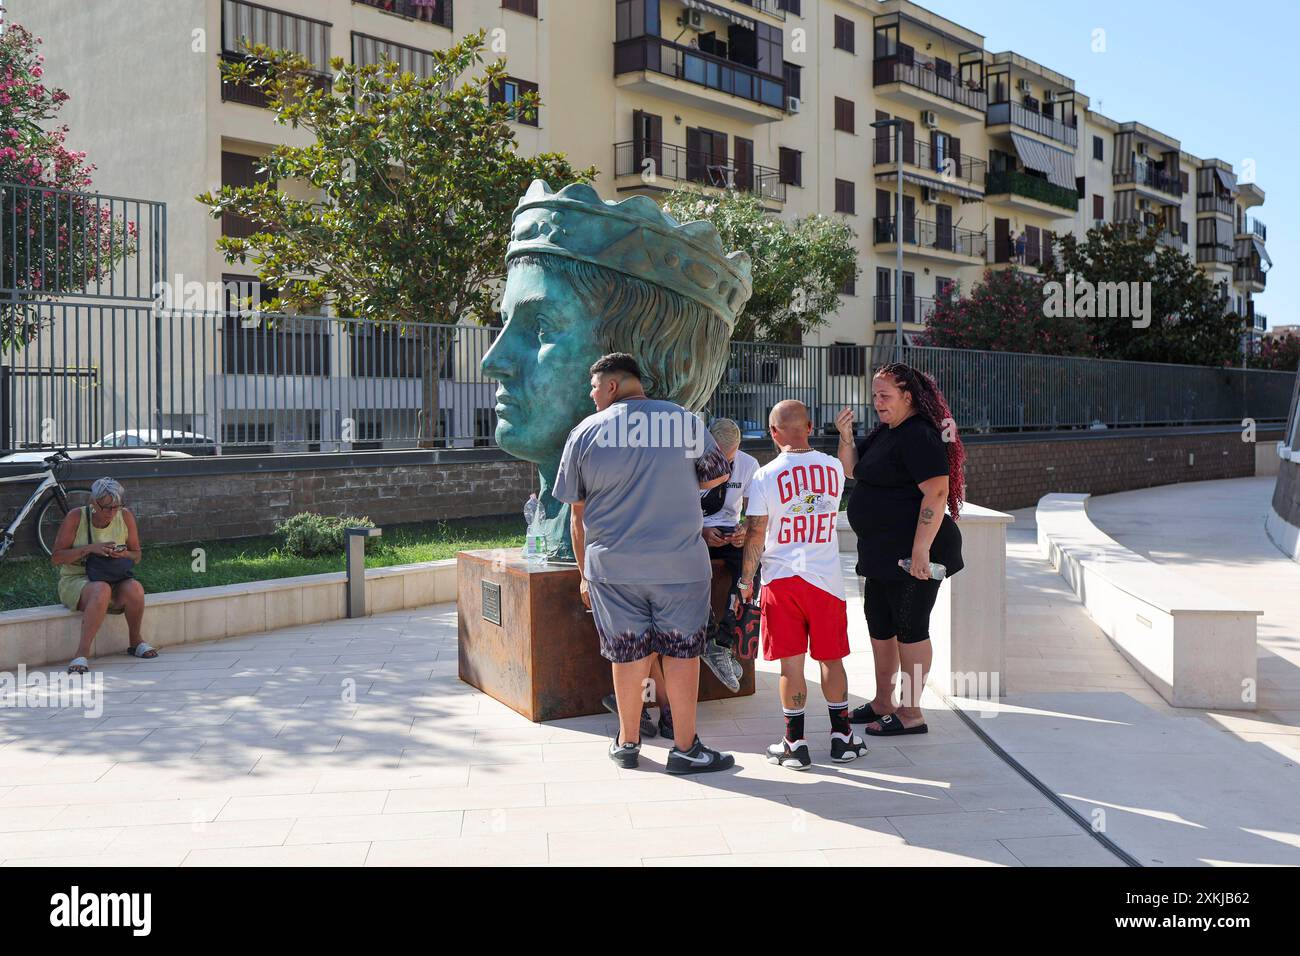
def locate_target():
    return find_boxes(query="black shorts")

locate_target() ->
[861,576,942,644]
[707,540,744,585]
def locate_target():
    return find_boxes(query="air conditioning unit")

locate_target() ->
[1016,78,1031,93]
[920,110,939,129]
[786,95,801,114]
[683,9,705,30]
[920,186,936,204]
[1044,90,1057,102]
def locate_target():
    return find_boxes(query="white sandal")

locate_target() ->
[125,642,158,659]
[68,656,90,675]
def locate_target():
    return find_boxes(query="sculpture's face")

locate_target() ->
[482,259,602,466]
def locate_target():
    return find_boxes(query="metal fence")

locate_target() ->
[1,309,1294,455]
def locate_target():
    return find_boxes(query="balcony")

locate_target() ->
[614,35,786,123]
[354,0,453,29]
[1196,244,1235,266]
[873,295,938,327]
[872,136,986,191]
[731,0,786,20]
[1235,263,1266,291]
[986,100,1078,148]
[1253,311,1268,332]
[1239,218,1267,242]
[613,141,785,203]
[1197,193,1234,217]
[873,216,987,262]
[1114,163,1183,200]
[984,169,1078,213]
[872,56,986,123]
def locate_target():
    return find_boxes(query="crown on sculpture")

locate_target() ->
[506,180,753,331]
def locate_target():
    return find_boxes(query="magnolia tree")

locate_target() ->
[660,187,857,343]
[198,31,594,447]
[0,23,135,351]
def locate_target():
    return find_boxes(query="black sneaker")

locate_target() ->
[600,693,658,739]
[701,639,741,693]
[658,711,674,741]
[666,735,735,775]
[766,738,812,771]
[608,735,641,769]
[830,733,869,763]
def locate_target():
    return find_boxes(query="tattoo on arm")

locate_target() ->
[739,516,768,588]
[919,505,935,526]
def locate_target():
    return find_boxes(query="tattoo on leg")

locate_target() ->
[792,691,806,708]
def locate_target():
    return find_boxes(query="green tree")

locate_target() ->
[660,188,857,342]
[1041,223,1240,366]
[920,266,1091,356]
[197,31,595,446]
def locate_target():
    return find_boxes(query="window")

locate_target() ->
[1092,136,1104,161]
[778,0,802,14]
[1180,221,1189,243]
[834,16,855,53]
[220,152,274,238]
[779,147,802,186]
[783,61,801,101]
[1076,176,1085,200]
[490,76,539,126]
[1180,171,1190,194]
[1092,194,1104,221]
[834,96,854,133]
[502,0,538,15]
[615,0,658,40]
[829,341,865,376]
[834,179,855,214]
[840,274,856,296]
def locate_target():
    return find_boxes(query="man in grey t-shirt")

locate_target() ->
[553,353,735,775]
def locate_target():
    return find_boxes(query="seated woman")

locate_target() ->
[50,477,155,674]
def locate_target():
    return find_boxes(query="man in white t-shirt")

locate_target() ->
[738,400,868,770]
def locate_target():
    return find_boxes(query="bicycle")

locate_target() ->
[0,451,96,562]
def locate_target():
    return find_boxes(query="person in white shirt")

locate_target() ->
[738,400,868,770]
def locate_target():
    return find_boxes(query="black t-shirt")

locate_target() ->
[846,415,964,581]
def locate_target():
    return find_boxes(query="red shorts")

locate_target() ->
[759,575,849,662]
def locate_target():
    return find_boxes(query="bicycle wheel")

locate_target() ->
[37,486,94,556]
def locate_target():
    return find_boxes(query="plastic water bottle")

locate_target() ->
[524,533,547,569]
[523,493,538,527]
[898,559,947,580]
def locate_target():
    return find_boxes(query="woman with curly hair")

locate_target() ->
[835,363,965,735]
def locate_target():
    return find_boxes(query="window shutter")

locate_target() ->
[900,119,915,165]
[1024,225,1041,265]
[950,135,962,176]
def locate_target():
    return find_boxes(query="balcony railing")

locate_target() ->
[872,136,987,188]
[614,36,786,111]
[1114,163,1183,198]
[1197,193,1234,216]
[1253,311,1268,332]
[873,295,938,326]
[354,0,453,28]
[731,0,786,20]
[872,57,987,113]
[219,52,332,108]
[985,169,1078,211]
[1240,218,1267,241]
[986,100,1078,147]
[1235,264,1267,288]
[1196,244,1234,265]
[873,216,987,259]
[613,141,786,202]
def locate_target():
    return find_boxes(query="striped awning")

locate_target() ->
[1212,167,1237,193]
[875,169,983,203]
[1251,236,1272,268]
[1010,133,1075,190]
[681,0,753,27]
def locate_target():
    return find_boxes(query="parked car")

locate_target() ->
[92,429,218,456]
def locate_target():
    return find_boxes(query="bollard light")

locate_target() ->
[345,526,383,618]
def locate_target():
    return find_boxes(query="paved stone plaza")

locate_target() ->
[0,477,1295,866]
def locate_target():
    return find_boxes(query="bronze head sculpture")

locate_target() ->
[481,181,753,560]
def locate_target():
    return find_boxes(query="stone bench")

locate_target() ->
[0,559,457,670]
[1036,492,1261,710]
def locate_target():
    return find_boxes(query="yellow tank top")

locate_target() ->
[59,506,128,580]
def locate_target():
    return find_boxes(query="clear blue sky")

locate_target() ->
[920,0,1292,327]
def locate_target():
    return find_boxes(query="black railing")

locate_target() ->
[1254,312,1268,332]
[1197,194,1234,216]
[985,169,1078,211]
[354,0,453,28]
[1196,244,1234,265]
[219,52,332,109]
[613,141,786,202]
[873,295,938,326]
[1114,164,1183,198]
[1241,218,1267,241]
[1235,264,1267,288]
[614,36,786,111]
[732,0,787,20]
[986,100,1078,147]
[872,57,987,112]
[872,136,986,188]
[873,216,987,258]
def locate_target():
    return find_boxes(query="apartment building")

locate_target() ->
[9,0,1272,443]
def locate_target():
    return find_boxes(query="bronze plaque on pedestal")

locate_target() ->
[457,549,755,722]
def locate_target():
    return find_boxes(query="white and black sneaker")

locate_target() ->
[830,733,869,763]
[701,640,741,693]
[666,735,735,775]
[766,738,812,771]
[608,736,641,769]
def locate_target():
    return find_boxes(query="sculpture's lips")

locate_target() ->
[494,390,519,413]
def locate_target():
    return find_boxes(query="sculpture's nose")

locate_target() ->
[481,322,518,382]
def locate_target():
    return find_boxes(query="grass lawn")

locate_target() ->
[0,515,521,613]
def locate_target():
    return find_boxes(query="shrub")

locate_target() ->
[274,512,377,557]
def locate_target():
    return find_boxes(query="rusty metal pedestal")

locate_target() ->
[457,549,755,722]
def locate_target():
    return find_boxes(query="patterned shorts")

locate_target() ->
[586,579,712,664]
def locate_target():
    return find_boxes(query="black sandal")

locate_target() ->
[864,713,929,736]
[849,703,885,724]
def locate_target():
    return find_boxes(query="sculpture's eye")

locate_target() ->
[536,313,556,340]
